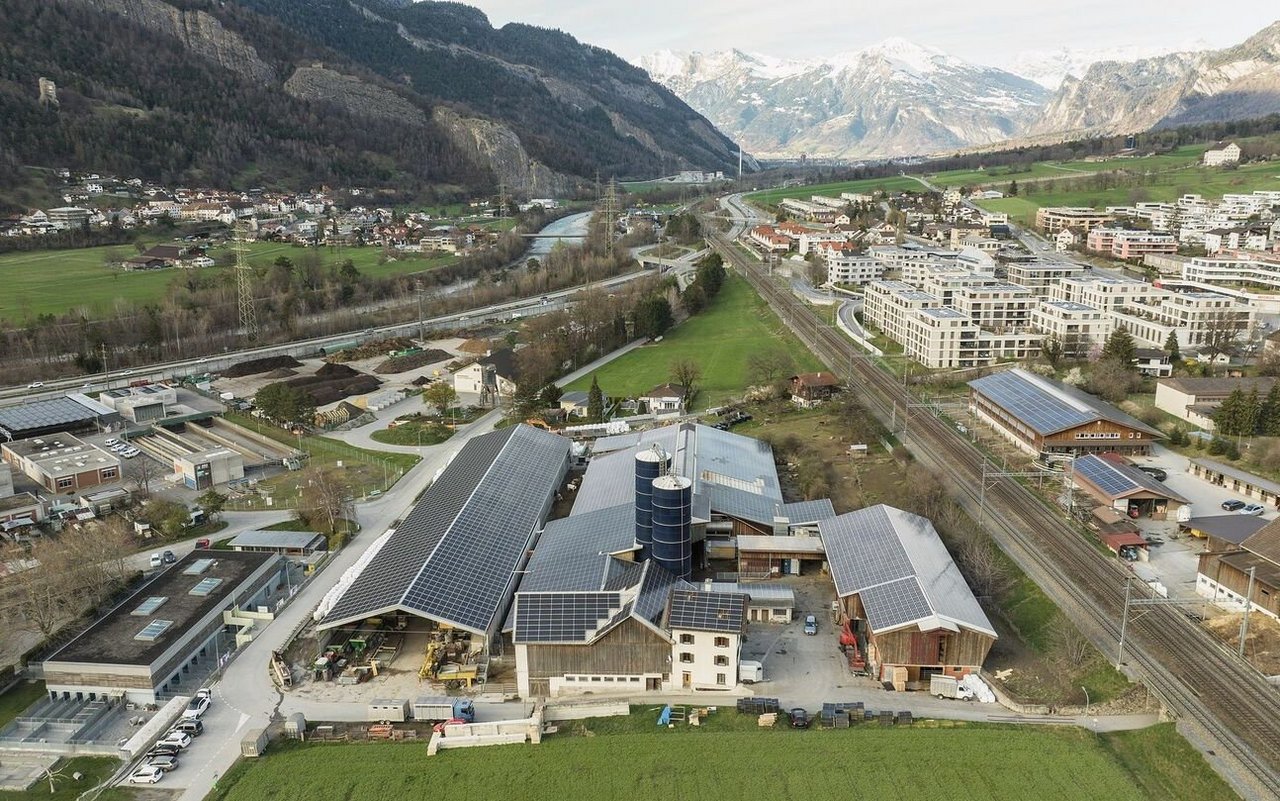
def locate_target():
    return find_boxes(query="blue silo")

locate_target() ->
[651,474,693,579]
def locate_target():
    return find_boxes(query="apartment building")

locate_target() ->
[1005,261,1087,295]
[951,283,1035,331]
[1086,228,1177,261]
[1035,207,1115,234]
[903,308,982,368]
[1030,301,1115,357]
[1112,292,1252,350]
[825,252,884,286]
[867,245,956,270]
[797,231,849,255]
[1203,143,1241,167]
[863,281,940,344]
[1183,252,1280,293]
[749,225,791,253]
[1049,275,1162,310]
[1203,228,1272,255]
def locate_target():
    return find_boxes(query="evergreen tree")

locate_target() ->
[633,296,673,339]
[1242,387,1262,435]
[511,381,540,419]
[1101,325,1137,367]
[1264,383,1280,436]
[1163,330,1181,363]
[587,376,604,423]
[1214,388,1247,436]
[1008,180,1019,196]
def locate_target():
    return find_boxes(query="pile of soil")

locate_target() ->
[1206,612,1280,675]
[374,349,451,375]
[224,355,303,378]
[287,362,382,406]
[326,336,415,363]
[263,367,298,379]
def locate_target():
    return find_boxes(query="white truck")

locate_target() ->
[930,674,973,700]
[738,660,764,684]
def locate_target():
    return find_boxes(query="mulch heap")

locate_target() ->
[262,367,298,379]
[286,363,382,406]
[374,349,452,375]
[223,355,304,378]
[326,336,416,363]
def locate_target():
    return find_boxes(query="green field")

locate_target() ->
[564,274,823,408]
[926,161,1087,188]
[0,681,45,729]
[0,756,124,800]
[0,242,457,323]
[748,175,927,206]
[207,719,1234,801]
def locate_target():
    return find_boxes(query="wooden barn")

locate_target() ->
[1197,518,1280,620]
[969,368,1163,456]
[819,505,997,689]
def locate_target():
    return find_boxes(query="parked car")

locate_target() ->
[144,745,180,759]
[788,708,810,729]
[181,695,209,720]
[1222,500,1247,511]
[128,766,165,784]
[149,553,163,569]
[1241,504,1267,516]
[146,755,178,772]
[195,688,212,702]
[803,615,818,636]
[104,438,119,447]
[172,719,204,736]
[158,731,192,749]
[162,550,177,564]
[1137,466,1168,482]
[195,538,211,549]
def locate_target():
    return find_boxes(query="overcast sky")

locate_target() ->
[460,1,1277,66]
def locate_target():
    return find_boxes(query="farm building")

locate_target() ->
[315,424,570,652]
[1181,514,1267,545]
[703,581,795,623]
[0,394,118,442]
[1191,458,1280,510]
[1070,454,1188,521]
[1154,376,1277,431]
[820,505,997,688]
[789,372,840,408]
[1197,519,1280,620]
[969,369,1162,456]
[42,550,286,705]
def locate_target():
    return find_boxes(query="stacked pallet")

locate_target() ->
[757,713,777,727]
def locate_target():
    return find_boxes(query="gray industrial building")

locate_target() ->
[0,394,118,441]
[43,550,286,705]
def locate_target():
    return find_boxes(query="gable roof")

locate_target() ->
[1072,455,1189,503]
[819,505,996,638]
[791,372,840,388]
[1185,514,1267,546]
[642,383,684,399]
[665,590,747,634]
[969,368,1162,439]
[480,348,520,381]
[318,425,568,636]
[1242,519,1280,565]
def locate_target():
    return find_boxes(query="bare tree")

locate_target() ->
[670,358,702,406]
[126,454,156,500]
[747,348,796,391]
[298,466,355,537]
[1200,310,1250,367]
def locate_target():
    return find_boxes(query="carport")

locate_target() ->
[1072,454,1188,521]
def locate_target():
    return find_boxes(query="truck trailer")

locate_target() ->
[412,696,476,723]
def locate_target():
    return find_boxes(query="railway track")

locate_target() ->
[710,231,1280,799]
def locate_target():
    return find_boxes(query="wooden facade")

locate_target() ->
[1198,552,1280,618]
[839,593,995,684]
[971,389,1155,456]
[522,617,670,697]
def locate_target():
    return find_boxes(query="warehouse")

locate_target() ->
[0,394,118,441]
[1071,454,1188,520]
[820,505,997,688]
[97,384,178,424]
[42,550,285,705]
[969,368,1163,456]
[315,424,570,651]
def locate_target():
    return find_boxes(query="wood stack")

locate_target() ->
[758,712,777,727]
[367,724,394,740]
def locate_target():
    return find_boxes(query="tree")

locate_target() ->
[1264,383,1280,437]
[538,383,563,408]
[297,466,354,536]
[680,282,706,314]
[196,489,228,521]
[1259,349,1280,378]
[1100,325,1137,368]
[422,381,459,416]
[1163,330,1181,363]
[1086,359,1141,403]
[1200,310,1248,367]
[1042,334,1064,369]
[1214,388,1248,436]
[670,358,702,405]
[1008,180,1019,197]
[1242,387,1263,436]
[747,348,796,390]
[255,382,316,426]
[125,452,156,500]
[587,376,604,423]
[633,296,673,339]
[511,381,541,419]
[144,499,190,538]
[695,253,726,297]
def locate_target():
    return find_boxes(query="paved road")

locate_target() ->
[124,511,294,571]
[165,337,649,800]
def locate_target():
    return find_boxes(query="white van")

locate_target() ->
[739,660,764,684]
[149,553,163,569]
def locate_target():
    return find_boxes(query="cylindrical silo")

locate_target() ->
[651,474,693,580]
[634,448,669,558]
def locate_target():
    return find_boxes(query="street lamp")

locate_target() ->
[1081,686,1090,716]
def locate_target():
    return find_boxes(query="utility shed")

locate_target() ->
[819,505,996,688]
[1071,454,1188,520]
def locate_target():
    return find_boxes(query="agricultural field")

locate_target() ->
[208,719,1235,801]
[563,275,823,408]
[0,242,457,323]
[747,175,927,206]
[926,161,1086,188]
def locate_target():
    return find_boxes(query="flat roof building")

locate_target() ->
[43,550,285,704]
[228,529,327,556]
[0,394,118,441]
[1,433,121,493]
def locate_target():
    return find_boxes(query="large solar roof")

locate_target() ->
[666,590,747,633]
[512,592,623,643]
[320,425,570,635]
[519,504,638,593]
[819,505,995,637]
[969,368,1162,438]
[1072,455,1187,502]
[0,395,112,438]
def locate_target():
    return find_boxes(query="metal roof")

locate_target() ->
[1184,515,1267,545]
[1193,458,1280,497]
[665,590,747,633]
[1072,455,1189,503]
[736,534,826,554]
[519,504,638,593]
[227,529,325,551]
[781,499,837,524]
[705,581,796,605]
[969,368,1162,439]
[319,425,570,636]
[512,560,687,645]
[0,395,115,439]
[819,505,996,638]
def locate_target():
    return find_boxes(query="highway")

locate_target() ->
[708,224,1280,800]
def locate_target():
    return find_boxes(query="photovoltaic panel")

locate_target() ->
[666,590,747,633]
[969,370,1093,436]
[859,578,933,632]
[513,592,623,643]
[1073,455,1139,497]
[519,504,638,593]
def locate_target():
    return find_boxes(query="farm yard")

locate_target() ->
[207,719,1234,801]
[563,275,823,409]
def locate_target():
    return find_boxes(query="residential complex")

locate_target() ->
[1034,207,1115,234]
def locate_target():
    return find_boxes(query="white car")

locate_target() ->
[158,731,192,749]
[182,695,210,719]
[104,438,119,447]
[128,765,165,784]
[27,381,43,389]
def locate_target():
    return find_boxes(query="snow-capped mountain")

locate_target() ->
[999,42,1211,90]
[638,40,1049,160]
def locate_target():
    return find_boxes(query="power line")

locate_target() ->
[234,221,259,340]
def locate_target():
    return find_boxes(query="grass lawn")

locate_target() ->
[207,716,1233,801]
[564,275,823,409]
[369,417,454,446]
[0,755,122,800]
[0,680,45,728]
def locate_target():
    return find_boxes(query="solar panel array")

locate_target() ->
[666,590,747,633]
[634,561,689,624]
[1073,455,1139,497]
[513,592,622,643]
[968,371,1093,436]
[819,505,995,636]
[0,397,102,437]
[519,504,638,593]
[323,425,570,635]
